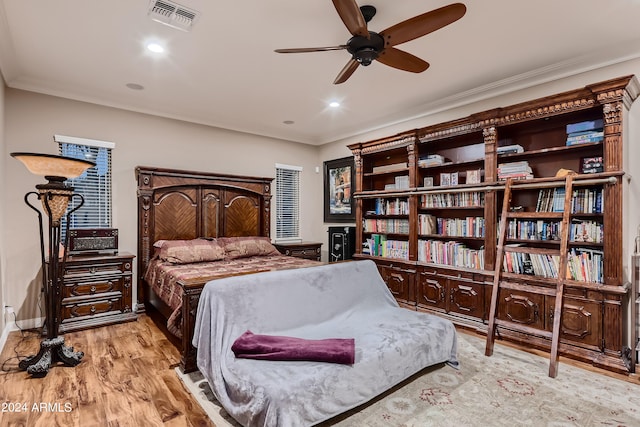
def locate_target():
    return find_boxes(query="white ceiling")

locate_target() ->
[1,1,640,146]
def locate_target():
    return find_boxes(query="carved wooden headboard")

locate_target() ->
[135,166,274,306]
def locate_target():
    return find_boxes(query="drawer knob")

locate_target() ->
[90,306,96,314]
[90,286,97,294]
[90,267,96,274]
[124,263,131,270]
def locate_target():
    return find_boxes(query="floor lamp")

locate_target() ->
[11,152,95,377]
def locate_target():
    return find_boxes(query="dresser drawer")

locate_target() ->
[274,242,322,261]
[61,295,124,320]
[286,247,320,259]
[61,276,124,299]
[62,258,132,278]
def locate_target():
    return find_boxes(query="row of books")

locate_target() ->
[420,191,485,208]
[502,251,559,278]
[535,188,603,214]
[505,219,561,241]
[501,248,603,283]
[435,217,485,238]
[571,188,603,214]
[567,248,603,283]
[370,198,409,215]
[363,234,409,259]
[498,160,533,180]
[570,220,603,243]
[363,219,410,234]
[417,239,485,270]
[536,188,566,212]
[384,175,410,190]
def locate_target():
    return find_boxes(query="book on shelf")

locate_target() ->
[374,197,409,215]
[566,119,603,134]
[423,176,434,187]
[421,191,485,208]
[418,154,445,167]
[571,188,603,214]
[364,218,410,234]
[497,144,524,155]
[465,169,482,184]
[581,156,604,174]
[394,175,410,189]
[418,214,436,235]
[372,162,408,173]
[566,130,603,146]
[570,219,603,243]
[417,239,485,270]
[440,173,451,186]
[535,188,566,212]
[498,161,533,180]
[450,172,459,186]
[367,234,409,259]
[567,247,603,283]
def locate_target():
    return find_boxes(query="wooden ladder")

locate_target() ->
[485,175,574,378]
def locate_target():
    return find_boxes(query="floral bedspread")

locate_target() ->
[144,255,322,337]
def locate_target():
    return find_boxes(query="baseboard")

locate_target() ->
[0,317,43,354]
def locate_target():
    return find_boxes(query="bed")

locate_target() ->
[136,166,320,372]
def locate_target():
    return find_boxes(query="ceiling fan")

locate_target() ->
[274,1,466,84]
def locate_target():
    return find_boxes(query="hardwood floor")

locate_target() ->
[0,315,213,427]
[2,315,639,427]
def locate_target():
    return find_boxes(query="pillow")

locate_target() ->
[157,238,226,264]
[221,236,281,259]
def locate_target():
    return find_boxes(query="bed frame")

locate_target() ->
[136,166,273,372]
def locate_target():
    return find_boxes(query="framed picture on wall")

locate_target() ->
[324,156,355,222]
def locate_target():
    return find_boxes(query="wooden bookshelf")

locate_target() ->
[348,75,640,374]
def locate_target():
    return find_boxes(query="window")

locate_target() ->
[275,163,302,242]
[55,135,114,236]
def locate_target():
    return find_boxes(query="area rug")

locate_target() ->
[176,332,640,426]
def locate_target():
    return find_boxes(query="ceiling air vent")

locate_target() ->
[148,0,199,32]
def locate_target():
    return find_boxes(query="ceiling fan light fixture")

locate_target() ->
[354,47,378,66]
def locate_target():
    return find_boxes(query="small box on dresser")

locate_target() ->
[57,251,137,333]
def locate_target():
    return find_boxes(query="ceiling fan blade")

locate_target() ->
[333,58,360,84]
[332,0,369,38]
[380,3,466,47]
[376,47,430,73]
[275,45,348,53]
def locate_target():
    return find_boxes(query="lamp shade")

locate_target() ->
[11,152,95,179]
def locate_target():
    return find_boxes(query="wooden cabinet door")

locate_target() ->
[416,269,447,311]
[448,278,484,319]
[378,264,414,306]
[548,296,602,351]
[497,289,545,330]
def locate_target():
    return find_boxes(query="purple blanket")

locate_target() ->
[231,330,355,365]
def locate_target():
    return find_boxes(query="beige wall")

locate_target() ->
[3,60,640,330]
[0,79,5,333]
[3,89,323,322]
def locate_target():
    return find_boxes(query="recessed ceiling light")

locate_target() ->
[329,101,340,108]
[126,83,144,90]
[146,43,164,53]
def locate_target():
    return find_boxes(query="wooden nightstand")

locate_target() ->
[57,252,137,333]
[274,241,322,261]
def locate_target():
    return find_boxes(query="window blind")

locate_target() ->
[56,135,114,238]
[275,164,302,241]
